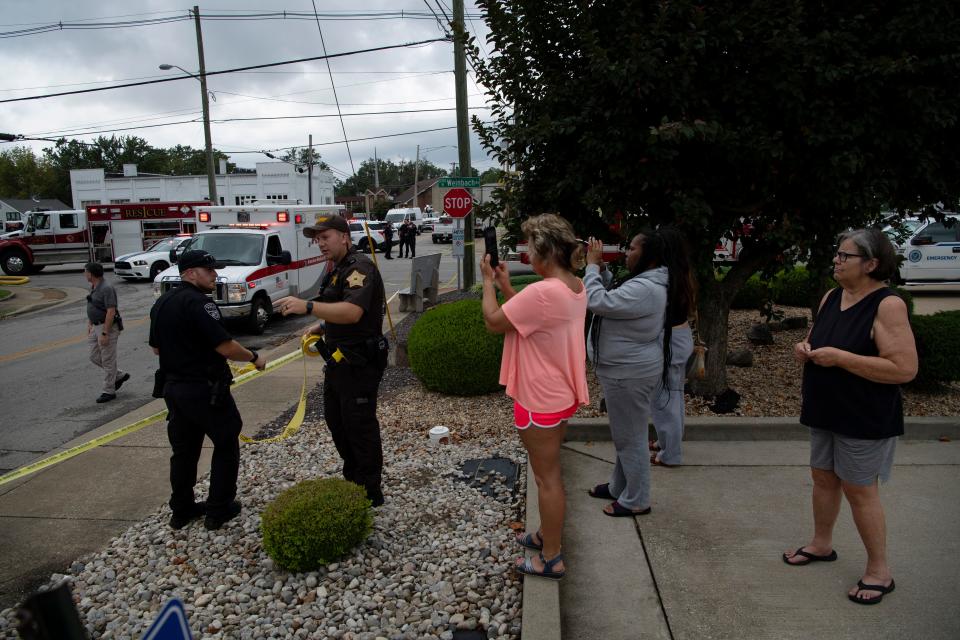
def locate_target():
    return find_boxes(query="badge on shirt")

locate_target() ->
[330,274,338,286]
[204,302,221,320]
[347,270,366,288]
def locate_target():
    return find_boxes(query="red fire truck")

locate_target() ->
[0,201,206,275]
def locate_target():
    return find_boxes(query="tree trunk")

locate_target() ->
[689,275,732,396]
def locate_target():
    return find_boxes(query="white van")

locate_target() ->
[885,214,960,283]
[152,204,343,333]
[384,207,424,233]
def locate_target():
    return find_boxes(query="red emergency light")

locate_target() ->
[198,211,211,223]
[277,211,289,223]
[295,214,303,224]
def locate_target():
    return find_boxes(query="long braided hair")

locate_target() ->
[590,227,695,390]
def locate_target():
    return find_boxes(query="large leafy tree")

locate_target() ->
[472,0,960,395]
[335,157,449,197]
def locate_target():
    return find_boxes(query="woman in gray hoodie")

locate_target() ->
[584,228,691,516]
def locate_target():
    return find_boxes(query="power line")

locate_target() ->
[0,38,450,104]
[220,124,478,153]
[310,0,355,176]
[28,107,491,139]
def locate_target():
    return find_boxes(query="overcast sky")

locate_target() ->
[0,1,496,181]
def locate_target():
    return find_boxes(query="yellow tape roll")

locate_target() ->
[301,333,323,357]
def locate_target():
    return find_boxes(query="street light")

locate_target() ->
[159,63,218,205]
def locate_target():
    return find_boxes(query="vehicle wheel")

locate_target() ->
[1,250,28,275]
[358,237,371,253]
[432,237,438,244]
[246,296,271,335]
[149,261,168,280]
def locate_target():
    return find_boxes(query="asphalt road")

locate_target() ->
[0,234,512,474]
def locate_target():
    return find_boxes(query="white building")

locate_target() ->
[70,161,335,209]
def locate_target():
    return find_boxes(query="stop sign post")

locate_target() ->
[443,187,474,218]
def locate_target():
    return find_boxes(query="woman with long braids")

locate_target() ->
[650,229,697,467]
[584,227,693,515]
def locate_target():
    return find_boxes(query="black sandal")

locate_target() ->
[603,500,651,517]
[515,552,565,580]
[588,483,614,500]
[848,579,895,605]
[782,547,838,566]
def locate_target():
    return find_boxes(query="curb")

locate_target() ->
[564,416,960,442]
[520,461,560,640]
[0,287,86,319]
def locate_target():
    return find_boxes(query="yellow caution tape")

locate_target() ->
[238,335,320,443]
[0,276,30,285]
[0,347,307,486]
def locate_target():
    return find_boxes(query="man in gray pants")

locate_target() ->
[85,262,129,403]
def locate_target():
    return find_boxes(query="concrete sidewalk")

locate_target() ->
[522,427,960,640]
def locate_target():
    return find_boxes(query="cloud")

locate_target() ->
[0,0,498,174]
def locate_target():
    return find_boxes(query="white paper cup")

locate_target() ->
[428,425,450,446]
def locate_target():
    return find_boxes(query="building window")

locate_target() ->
[235,195,256,205]
[219,196,225,205]
[265,194,288,201]
[80,200,101,208]
[59,213,79,229]
[110,199,131,204]
[325,196,333,205]
[139,197,160,202]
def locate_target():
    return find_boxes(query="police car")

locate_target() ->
[347,220,386,253]
[885,214,960,284]
[114,235,192,281]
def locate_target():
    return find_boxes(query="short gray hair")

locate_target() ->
[836,228,898,281]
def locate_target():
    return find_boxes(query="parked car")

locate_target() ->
[431,216,456,243]
[421,216,441,232]
[114,234,192,281]
[884,214,960,283]
[348,220,386,253]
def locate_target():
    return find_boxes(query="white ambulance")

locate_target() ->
[152,204,343,334]
[885,214,960,284]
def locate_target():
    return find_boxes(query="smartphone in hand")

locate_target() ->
[483,226,499,269]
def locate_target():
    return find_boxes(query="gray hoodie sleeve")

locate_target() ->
[584,264,661,319]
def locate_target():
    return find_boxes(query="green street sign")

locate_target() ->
[437,177,481,188]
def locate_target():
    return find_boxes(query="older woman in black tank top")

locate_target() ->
[783,228,917,606]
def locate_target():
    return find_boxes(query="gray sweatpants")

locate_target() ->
[651,326,694,465]
[597,372,660,510]
[88,325,123,395]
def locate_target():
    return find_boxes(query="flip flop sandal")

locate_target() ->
[782,547,838,566]
[650,455,678,468]
[603,500,652,517]
[514,552,565,580]
[648,440,661,452]
[516,530,543,551]
[848,579,895,605]
[588,483,615,500]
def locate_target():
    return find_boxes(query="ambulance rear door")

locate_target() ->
[294,213,328,299]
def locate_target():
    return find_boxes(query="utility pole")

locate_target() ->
[192,5,217,205]
[412,145,420,208]
[452,0,474,288]
[307,134,314,205]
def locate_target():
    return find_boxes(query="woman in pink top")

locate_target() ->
[481,214,589,581]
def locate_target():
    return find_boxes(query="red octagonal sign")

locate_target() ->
[443,187,474,218]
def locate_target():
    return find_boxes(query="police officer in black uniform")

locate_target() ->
[149,250,267,530]
[277,214,389,506]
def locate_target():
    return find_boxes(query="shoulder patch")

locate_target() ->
[347,270,367,288]
[203,302,221,320]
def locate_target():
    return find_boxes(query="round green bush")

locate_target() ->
[261,478,373,571]
[909,310,960,389]
[408,299,504,395]
[730,275,770,310]
[771,267,814,307]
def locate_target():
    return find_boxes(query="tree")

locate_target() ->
[335,157,448,197]
[471,0,960,395]
[0,146,58,200]
[479,167,504,184]
[280,147,331,172]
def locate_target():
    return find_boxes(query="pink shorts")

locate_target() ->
[514,401,578,430]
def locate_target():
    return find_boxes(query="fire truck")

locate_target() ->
[0,202,207,275]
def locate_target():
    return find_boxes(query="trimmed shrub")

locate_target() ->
[730,275,770,310]
[408,299,505,395]
[470,274,543,296]
[909,311,960,389]
[261,478,373,571]
[771,267,814,308]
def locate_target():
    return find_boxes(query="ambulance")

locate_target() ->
[152,203,344,334]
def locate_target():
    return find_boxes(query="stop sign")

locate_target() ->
[443,187,474,218]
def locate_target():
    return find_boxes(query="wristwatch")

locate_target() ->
[305,301,314,315]
[249,350,260,363]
